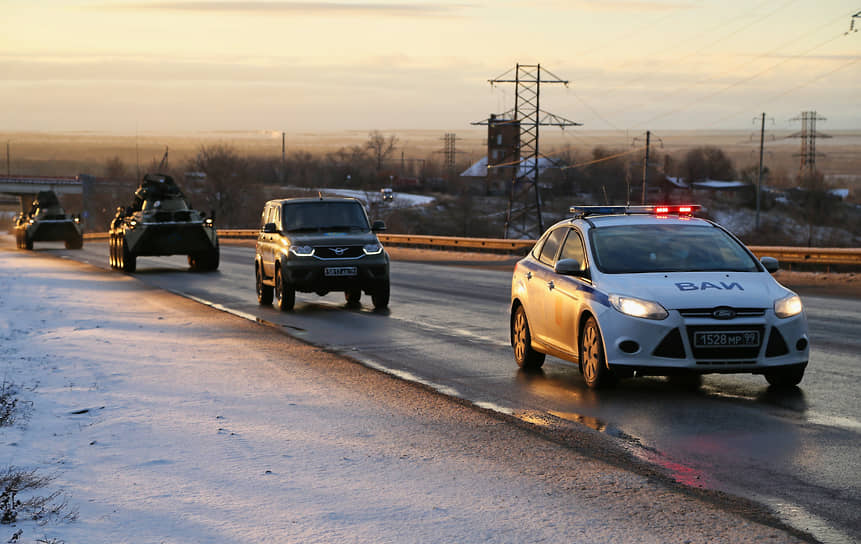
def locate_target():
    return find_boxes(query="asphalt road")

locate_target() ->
[14,238,861,543]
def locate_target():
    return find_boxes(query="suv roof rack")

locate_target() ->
[569,204,701,218]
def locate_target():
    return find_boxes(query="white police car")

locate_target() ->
[510,205,809,389]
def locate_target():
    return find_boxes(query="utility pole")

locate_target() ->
[473,63,581,238]
[281,132,286,184]
[5,141,9,176]
[642,131,650,204]
[633,131,661,204]
[756,113,765,229]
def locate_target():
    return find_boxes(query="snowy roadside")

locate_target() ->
[0,248,806,543]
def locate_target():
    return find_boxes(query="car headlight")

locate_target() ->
[774,294,802,318]
[609,294,669,320]
[289,245,315,257]
[363,243,383,255]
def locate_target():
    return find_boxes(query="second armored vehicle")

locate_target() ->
[14,190,83,250]
[109,173,219,273]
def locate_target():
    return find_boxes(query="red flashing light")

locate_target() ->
[654,204,698,216]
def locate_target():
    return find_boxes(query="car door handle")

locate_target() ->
[547,280,555,290]
[525,271,532,280]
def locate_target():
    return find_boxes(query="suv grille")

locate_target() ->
[314,246,364,259]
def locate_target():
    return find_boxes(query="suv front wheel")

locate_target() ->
[371,280,389,310]
[274,266,295,311]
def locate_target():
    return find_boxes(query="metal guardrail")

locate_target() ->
[84,230,861,267]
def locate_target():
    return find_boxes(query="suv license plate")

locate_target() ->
[324,266,358,277]
[694,330,760,348]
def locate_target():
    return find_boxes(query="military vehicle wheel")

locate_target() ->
[274,266,295,312]
[189,247,219,272]
[65,235,83,250]
[371,280,389,310]
[345,287,362,305]
[110,235,118,268]
[120,237,136,273]
[256,264,273,305]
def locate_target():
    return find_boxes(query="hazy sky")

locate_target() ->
[2,1,859,134]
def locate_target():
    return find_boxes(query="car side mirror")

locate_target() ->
[263,222,278,234]
[555,258,585,276]
[760,256,779,273]
[372,220,387,232]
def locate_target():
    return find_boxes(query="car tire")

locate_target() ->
[580,316,615,389]
[121,237,136,273]
[512,305,545,370]
[345,287,362,305]
[274,266,295,312]
[371,280,389,310]
[764,365,805,388]
[256,263,273,306]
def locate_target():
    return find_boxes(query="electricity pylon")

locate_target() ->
[473,63,582,238]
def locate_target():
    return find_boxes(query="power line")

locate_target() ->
[631,30,847,129]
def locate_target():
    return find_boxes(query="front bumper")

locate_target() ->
[282,253,389,293]
[598,306,809,375]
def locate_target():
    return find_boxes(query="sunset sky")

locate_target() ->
[2,1,859,134]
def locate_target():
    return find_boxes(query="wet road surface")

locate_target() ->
[16,239,861,543]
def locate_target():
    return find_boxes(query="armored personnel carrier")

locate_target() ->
[14,190,83,250]
[109,173,219,273]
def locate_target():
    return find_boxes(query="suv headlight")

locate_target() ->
[774,294,802,318]
[289,245,315,257]
[609,294,668,320]
[363,243,383,255]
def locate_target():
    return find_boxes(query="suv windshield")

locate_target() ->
[590,224,760,273]
[282,201,370,232]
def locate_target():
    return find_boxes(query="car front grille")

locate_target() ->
[678,307,766,319]
[314,246,364,259]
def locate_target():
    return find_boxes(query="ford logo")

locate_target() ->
[712,307,736,320]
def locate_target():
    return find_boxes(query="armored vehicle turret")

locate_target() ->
[109,173,219,273]
[14,190,83,250]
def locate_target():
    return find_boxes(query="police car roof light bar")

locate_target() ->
[569,205,701,218]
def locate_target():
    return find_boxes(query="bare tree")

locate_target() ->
[366,130,398,172]
[190,144,262,227]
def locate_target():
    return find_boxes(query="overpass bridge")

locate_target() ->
[0,175,86,212]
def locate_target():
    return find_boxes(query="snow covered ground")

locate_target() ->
[314,188,435,208]
[0,245,803,543]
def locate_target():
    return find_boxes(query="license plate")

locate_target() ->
[324,266,357,277]
[694,330,760,348]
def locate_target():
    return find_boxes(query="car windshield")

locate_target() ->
[282,201,370,232]
[590,224,760,273]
